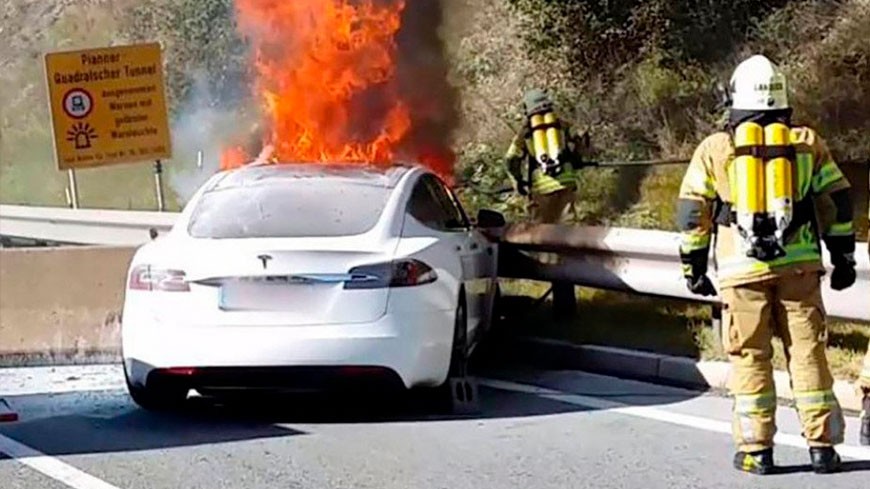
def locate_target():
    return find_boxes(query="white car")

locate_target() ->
[121,162,504,410]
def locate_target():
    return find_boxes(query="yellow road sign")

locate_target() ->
[44,42,172,170]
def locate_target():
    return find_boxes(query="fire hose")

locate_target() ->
[459,88,691,195]
[456,157,691,196]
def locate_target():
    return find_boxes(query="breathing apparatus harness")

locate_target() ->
[526,110,571,182]
[712,109,819,261]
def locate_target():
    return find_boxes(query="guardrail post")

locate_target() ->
[552,282,577,318]
[711,303,722,342]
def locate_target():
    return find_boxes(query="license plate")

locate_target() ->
[219,279,312,311]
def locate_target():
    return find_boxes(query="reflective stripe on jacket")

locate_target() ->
[676,127,853,288]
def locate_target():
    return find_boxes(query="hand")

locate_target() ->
[516,182,529,196]
[830,266,856,291]
[686,274,717,297]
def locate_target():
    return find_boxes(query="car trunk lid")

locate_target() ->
[176,238,396,326]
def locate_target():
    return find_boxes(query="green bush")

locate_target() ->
[452,0,870,229]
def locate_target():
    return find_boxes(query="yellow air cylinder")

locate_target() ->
[731,122,765,238]
[543,112,564,164]
[530,114,549,166]
[763,122,793,236]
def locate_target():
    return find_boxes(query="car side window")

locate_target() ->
[408,175,467,232]
[430,178,470,229]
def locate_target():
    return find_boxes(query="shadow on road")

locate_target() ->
[773,460,870,474]
[0,374,605,457]
[0,306,714,458]
[0,347,707,458]
[0,401,303,456]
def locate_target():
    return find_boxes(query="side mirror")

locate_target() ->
[476,209,506,229]
[149,228,159,240]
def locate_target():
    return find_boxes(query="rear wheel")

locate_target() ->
[447,292,468,377]
[488,283,503,333]
[422,292,478,413]
[123,363,188,411]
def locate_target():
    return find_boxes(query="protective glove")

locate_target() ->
[686,274,717,297]
[830,266,856,291]
[829,251,856,291]
[823,230,856,291]
[516,181,529,196]
[681,247,717,297]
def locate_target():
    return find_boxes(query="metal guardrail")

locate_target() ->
[0,205,177,246]
[499,224,870,322]
[1,205,867,321]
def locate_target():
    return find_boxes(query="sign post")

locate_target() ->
[153,160,165,212]
[44,42,172,209]
[67,169,80,208]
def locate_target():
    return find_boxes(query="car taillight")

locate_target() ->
[344,259,437,289]
[128,265,190,292]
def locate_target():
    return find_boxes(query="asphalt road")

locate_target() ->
[1,363,869,489]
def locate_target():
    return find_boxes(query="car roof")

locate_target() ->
[208,162,419,191]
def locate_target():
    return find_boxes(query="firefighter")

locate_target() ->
[504,88,590,316]
[676,54,856,474]
[504,88,589,224]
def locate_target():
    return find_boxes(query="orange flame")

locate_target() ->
[225,0,430,173]
[219,145,249,170]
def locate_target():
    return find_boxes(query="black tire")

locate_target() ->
[416,292,470,413]
[447,293,469,379]
[488,283,503,332]
[123,363,187,411]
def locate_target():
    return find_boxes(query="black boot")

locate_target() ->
[860,395,870,446]
[733,448,775,475]
[809,447,841,474]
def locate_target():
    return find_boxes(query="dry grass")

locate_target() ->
[500,280,869,381]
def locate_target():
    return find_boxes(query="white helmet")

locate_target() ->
[729,54,789,111]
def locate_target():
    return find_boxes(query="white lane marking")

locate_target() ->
[480,378,870,461]
[0,433,121,489]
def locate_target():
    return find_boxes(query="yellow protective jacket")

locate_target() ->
[504,120,582,195]
[677,126,854,289]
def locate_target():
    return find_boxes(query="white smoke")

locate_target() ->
[166,71,257,206]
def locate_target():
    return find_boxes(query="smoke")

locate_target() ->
[166,71,259,204]
[394,0,461,179]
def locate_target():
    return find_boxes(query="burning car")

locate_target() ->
[121,161,505,410]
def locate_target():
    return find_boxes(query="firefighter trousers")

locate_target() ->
[530,187,577,224]
[721,270,845,453]
[529,187,577,315]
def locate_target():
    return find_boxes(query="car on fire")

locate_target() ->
[120,162,505,410]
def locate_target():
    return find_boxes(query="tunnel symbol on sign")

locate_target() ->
[62,88,93,119]
[66,122,98,149]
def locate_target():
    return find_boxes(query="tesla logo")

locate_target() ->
[257,254,272,269]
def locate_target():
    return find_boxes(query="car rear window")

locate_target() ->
[187,179,393,238]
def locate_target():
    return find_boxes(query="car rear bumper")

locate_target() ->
[122,310,455,390]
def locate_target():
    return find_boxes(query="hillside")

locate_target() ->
[0,0,867,238]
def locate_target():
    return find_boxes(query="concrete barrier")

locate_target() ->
[0,246,135,366]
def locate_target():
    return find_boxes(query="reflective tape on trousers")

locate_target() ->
[734,391,777,414]
[794,390,839,409]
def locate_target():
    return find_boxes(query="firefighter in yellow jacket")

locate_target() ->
[676,55,856,474]
[504,89,589,223]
